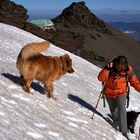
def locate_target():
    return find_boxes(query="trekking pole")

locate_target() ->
[126,75,130,108]
[91,82,106,119]
[102,94,106,108]
[138,126,140,140]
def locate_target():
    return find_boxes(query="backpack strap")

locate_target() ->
[125,65,134,108]
[103,65,134,108]
[125,74,130,108]
[109,66,132,108]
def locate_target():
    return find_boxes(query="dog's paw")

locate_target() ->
[52,97,57,100]
[46,94,57,100]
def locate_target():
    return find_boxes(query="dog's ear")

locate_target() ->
[64,54,69,59]
[60,54,74,73]
[60,54,69,71]
[137,112,140,115]
[65,55,74,73]
[66,58,71,67]
[63,54,70,65]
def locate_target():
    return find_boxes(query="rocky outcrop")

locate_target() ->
[53,1,112,34]
[0,0,53,41]
[0,0,28,28]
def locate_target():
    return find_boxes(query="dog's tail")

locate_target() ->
[19,41,50,60]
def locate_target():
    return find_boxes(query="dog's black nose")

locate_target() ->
[69,67,74,73]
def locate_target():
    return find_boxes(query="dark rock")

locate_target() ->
[0,0,28,28]
[53,1,111,34]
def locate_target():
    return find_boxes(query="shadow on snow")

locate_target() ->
[68,94,118,130]
[1,73,45,95]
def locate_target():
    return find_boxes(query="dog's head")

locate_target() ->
[61,54,74,74]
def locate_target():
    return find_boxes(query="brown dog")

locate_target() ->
[16,41,74,99]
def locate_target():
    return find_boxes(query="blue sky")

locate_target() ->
[12,0,140,11]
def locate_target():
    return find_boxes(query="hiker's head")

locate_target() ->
[113,56,129,72]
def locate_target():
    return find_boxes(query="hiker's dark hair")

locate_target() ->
[113,55,129,71]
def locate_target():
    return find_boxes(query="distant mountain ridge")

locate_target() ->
[109,22,140,41]
[93,9,140,14]
[28,9,140,22]
[97,13,140,22]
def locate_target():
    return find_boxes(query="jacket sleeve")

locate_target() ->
[129,68,140,92]
[98,69,110,82]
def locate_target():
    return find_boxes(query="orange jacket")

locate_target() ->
[98,65,140,98]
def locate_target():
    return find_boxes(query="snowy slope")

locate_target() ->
[0,23,140,140]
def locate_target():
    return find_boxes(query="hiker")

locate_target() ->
[97,55,140,139]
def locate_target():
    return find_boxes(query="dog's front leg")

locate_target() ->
[129,125,135,134]
[19,75,25,86]
[44,83,56,100]
[25,80,32,94]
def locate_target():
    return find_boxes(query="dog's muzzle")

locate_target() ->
[68,67,74,73]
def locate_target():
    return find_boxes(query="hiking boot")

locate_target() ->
[113,120,119,131]
[113,120,118,126]
[122,133,129,140]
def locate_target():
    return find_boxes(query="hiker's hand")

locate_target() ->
[108,62,113,68]
[104,62,113,70]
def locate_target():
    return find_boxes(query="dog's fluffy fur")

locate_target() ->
[127,111,140,134]
[16,41,74,99]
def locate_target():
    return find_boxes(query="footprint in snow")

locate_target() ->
[33,123,46,128]
[68,122,78,128]
[26,131,44,139]
[65,116,88,124]
[0,97,17,105]
[11,94,30,102]
[48,131,60,138]
[61,109,75,116]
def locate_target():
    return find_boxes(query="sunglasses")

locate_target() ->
[115,64,128,72]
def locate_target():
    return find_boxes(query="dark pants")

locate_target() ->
[106,94,128,133]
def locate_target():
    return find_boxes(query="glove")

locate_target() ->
[104,62,113,70]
